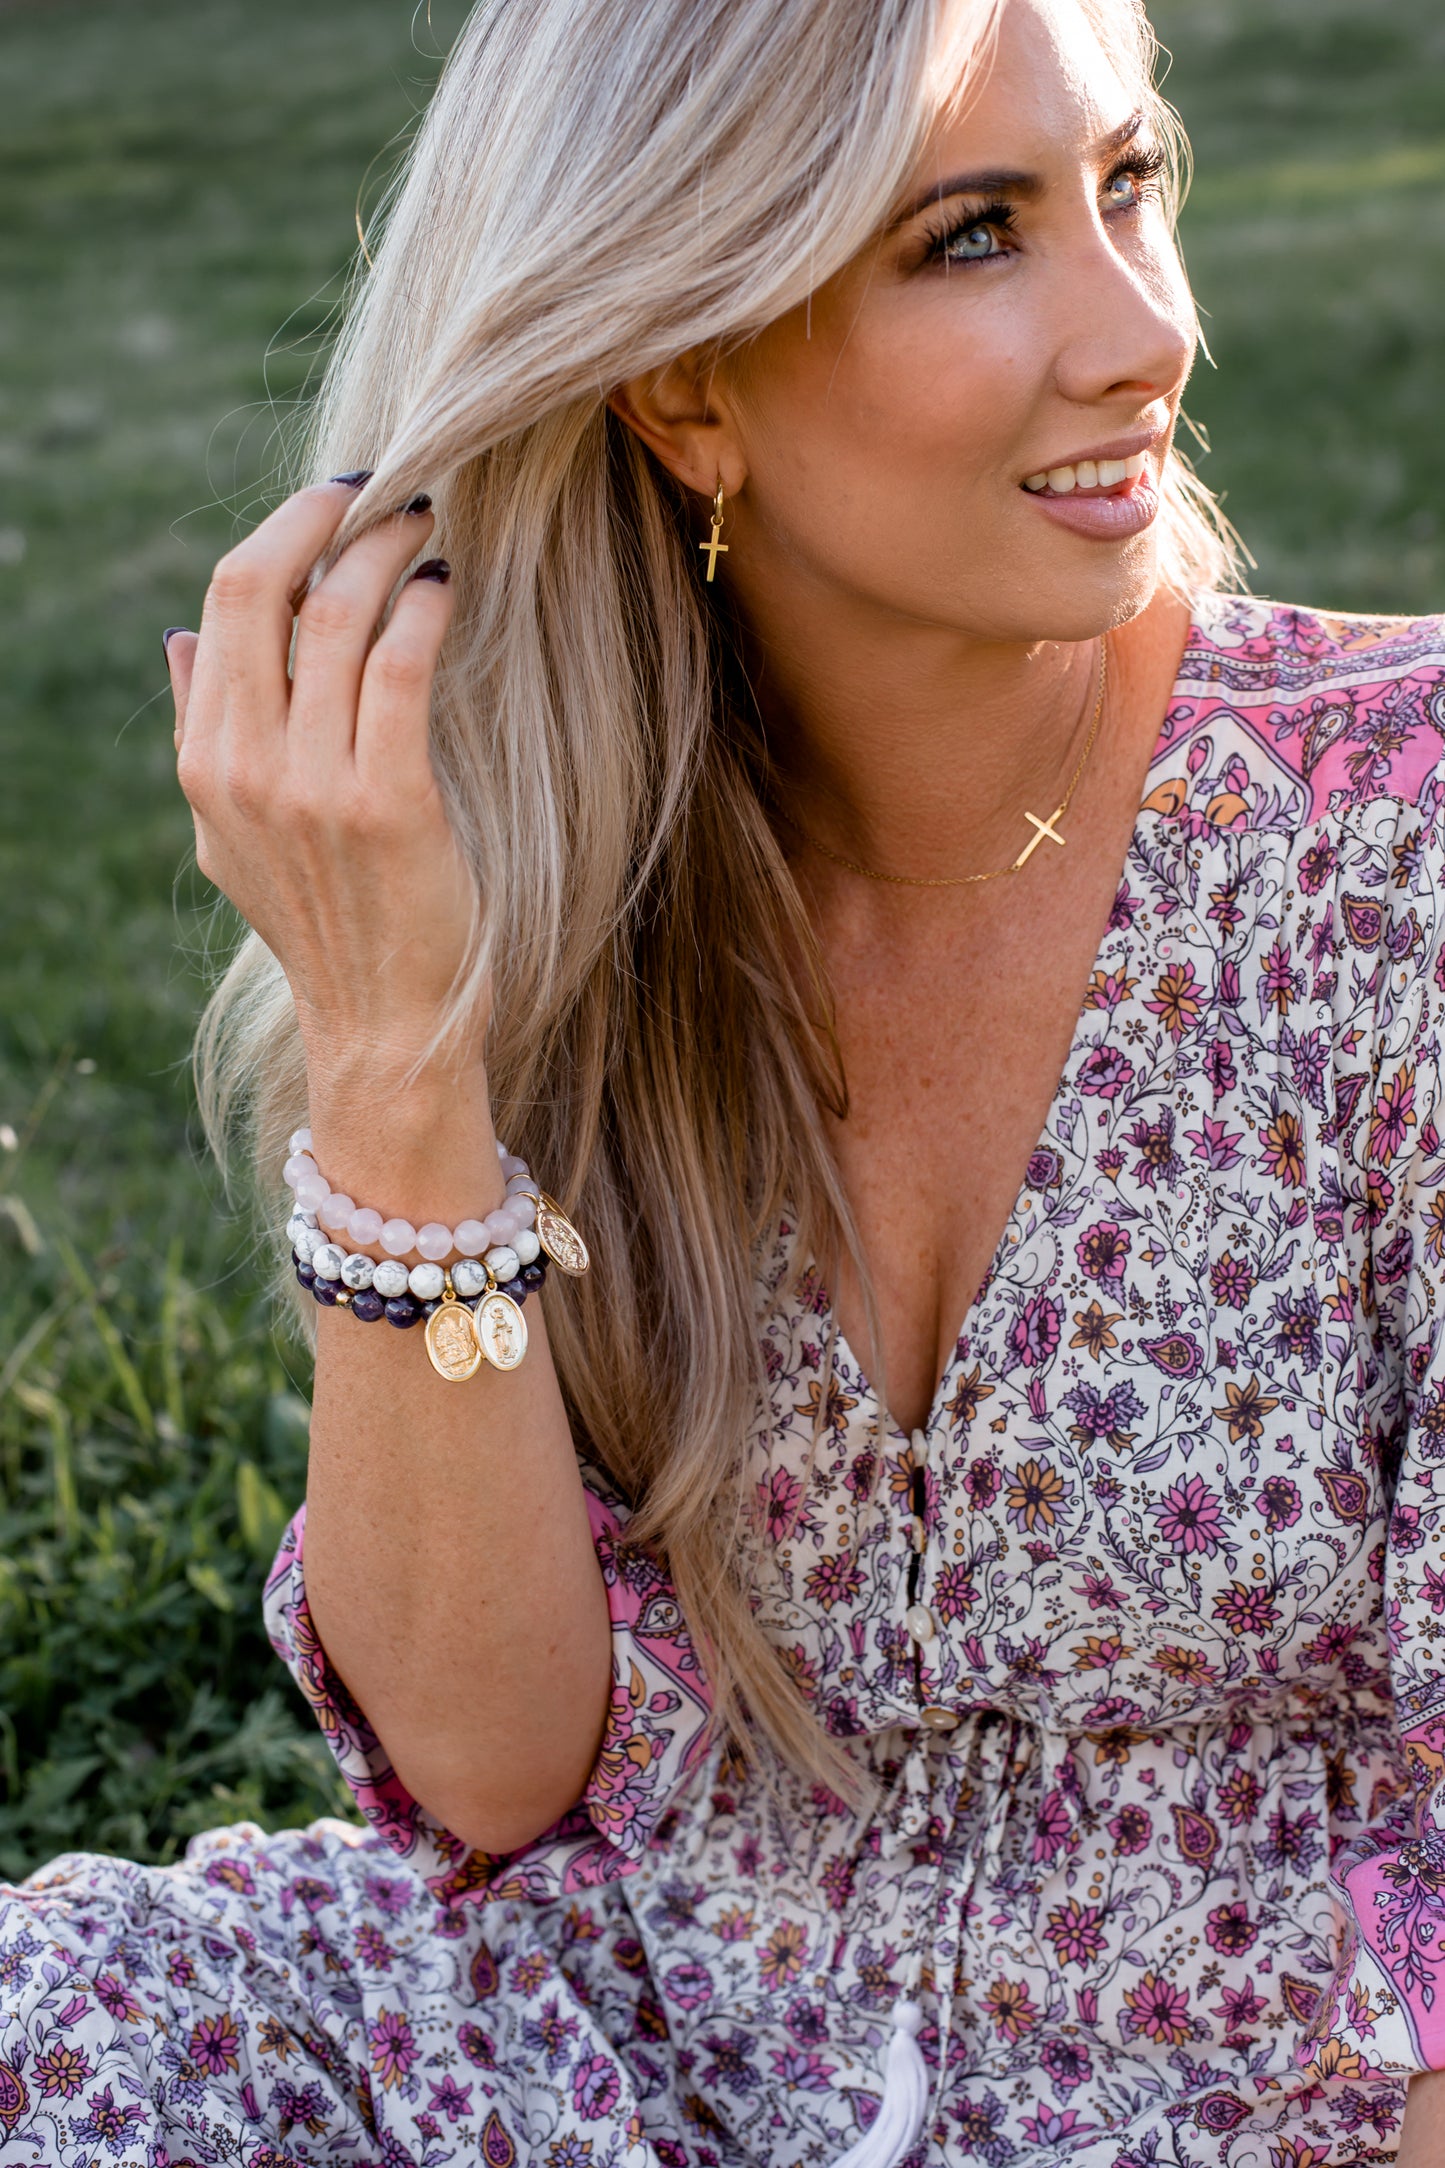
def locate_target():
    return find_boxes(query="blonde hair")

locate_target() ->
[200,0,1238,1790]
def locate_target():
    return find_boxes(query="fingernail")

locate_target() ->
[162,626,188,656]
[330,469,373,488]
[404,493,433,516]
[411,558,450,584]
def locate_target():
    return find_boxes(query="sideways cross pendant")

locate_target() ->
[699,520,728,582]
[1014,807,1067,870]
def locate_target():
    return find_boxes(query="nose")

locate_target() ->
[1049,209,1195,414]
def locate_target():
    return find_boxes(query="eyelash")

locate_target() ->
[925,144,1168,267]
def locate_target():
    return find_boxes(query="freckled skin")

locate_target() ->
[616,0,1196,1428]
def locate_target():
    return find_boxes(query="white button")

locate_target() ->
[906,1604,936,1642]
[919,1705,959,1733]
[910,1427,930,1467]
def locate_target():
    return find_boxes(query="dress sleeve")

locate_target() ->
[1303,756,1445,2077]
[262,1471,715,1906]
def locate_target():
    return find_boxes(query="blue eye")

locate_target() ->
[1105,170,1141,210]
[945,221,1005,263]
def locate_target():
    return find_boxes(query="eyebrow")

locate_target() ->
[895,110,1148,223]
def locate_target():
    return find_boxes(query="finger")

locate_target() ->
[287,498,437,775]
[354,558,456,791]
[200,475,380,728]
[164,627,199,746]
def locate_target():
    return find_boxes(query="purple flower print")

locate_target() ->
[1370,1065,1417,1162]
[369,2010,418,2092]
[1146,960,1204,1038]
[1040,2036,1092,2093]
[1064,1382,1145,1450]
[1007,1292,1062,1370]
[1210,1252,1254,1308]
[1291,1024,1331,1110]
[189,2014,241,2077]
[662,1960,714,2013]
[756,1466,804,1544]
[1152,1474,1226,1556]
[69,2083,147,2154]
[1026,1147,1064,1189]
[1298,835,1337,893]
[33,2046,91,2101]
[700,2029,766,2094]
[522,1999,581,2074]
[1259,938,1301,1017]
[1205,1902,1258,1956]
[570,2053,622,2120]
[1109,1805,1152,1856]
[1125,1109,1182,1190]
[1075,1220,1131,1282]
[1204,1036,1237,1093]
[1184,1114,1244,1170]
[964,1460,1000,1508]
[1256,1474,1302,1531]
[1257,1806,1321,1873]
[1020,2107,1099,2147]
[802,1553,864,1613]
[1078,1046,1135,1099]
[768,2047,837,2093]
[428,2076,474,2124]
[1107,881,1142,930]
[1269,1287,1321,1367]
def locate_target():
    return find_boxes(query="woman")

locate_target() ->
[3,0,1444,2160]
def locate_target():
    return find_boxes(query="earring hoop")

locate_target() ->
[699,477,729,583]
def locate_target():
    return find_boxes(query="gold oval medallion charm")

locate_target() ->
[536,1192,590,1276]
[474,1289,528,1370]
[425,1293,483,1384]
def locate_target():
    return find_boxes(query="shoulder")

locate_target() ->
[1146,592,1445,837]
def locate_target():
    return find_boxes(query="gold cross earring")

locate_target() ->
[698,478,729,582]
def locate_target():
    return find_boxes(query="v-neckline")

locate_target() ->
[818,612,1202,1448]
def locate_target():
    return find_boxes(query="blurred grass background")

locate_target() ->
[1,0,1442,1874]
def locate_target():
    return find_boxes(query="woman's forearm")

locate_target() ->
[1398,2069,1445,2165]
[300,1054,612,1855]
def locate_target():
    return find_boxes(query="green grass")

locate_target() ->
[1,0,1441,1875]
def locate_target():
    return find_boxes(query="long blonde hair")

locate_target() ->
[199,0,1238,1789]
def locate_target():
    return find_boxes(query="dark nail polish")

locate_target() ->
[404,493,433,515]
[330,469,373,488]
[411,557,451,584]
[162,626,187,656]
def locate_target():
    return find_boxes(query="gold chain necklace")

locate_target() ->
[771,638,1109,889]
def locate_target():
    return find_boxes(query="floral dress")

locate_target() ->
[5,594,1445,2168]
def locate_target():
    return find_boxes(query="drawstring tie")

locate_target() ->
[826,2000,928,2168]
[825,1713,1082,2168]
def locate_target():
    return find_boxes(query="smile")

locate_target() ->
[1022,451,1152,496]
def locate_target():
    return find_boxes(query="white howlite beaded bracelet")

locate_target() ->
[282,1130,539,1263]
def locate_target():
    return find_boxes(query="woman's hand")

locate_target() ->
[167,480,477,1082]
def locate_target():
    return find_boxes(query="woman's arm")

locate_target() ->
[169,480,612,1853]
[1398,2071,1445,2165]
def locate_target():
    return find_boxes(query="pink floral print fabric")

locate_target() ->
[3,595,1445,2168]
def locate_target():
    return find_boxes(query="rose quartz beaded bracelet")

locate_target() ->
[282,1130,537,1262]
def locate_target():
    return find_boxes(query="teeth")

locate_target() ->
[1024,450,1151,497]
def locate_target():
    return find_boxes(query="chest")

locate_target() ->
[823,818,1134,1432]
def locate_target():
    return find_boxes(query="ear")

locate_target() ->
[608,351,747,503]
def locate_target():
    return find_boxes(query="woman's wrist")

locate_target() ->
[300,1052,505,1233]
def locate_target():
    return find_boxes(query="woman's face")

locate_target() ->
[719,0,1197,649]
